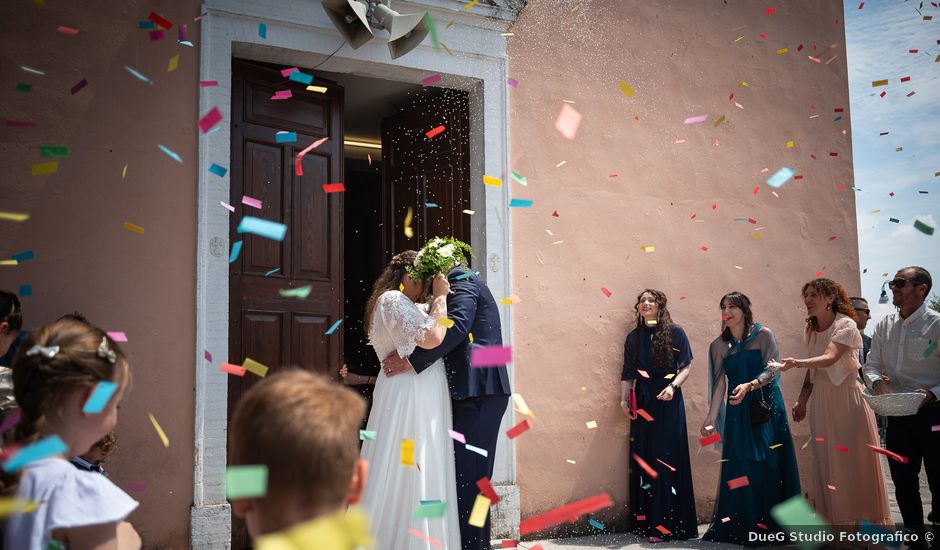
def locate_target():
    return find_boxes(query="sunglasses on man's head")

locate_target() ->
[888,278,923,289]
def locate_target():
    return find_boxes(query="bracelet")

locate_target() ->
[668,382,678,391]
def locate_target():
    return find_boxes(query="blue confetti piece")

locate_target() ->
[509,198,534,208]
[671,486,677,495]
[288,71,313,85]
[3,435,68,473]
[138,20,156,29]
[834,115,843,121]
[229,240,243,263]
[237,216,287,241]
[82,381,118,414]
[180,40,194,47]
[264,268,280,276]
[11,250,34,263]
[426,202,439,208]
[158,144,183,163]
[18,284,32,297]
[325,319,343,335]
[124,66,153,85]
[258,23,267,39]
[766,167,795,189]
[275,131,297,144]
[588,518,605,530]
[641,483,652,490]
[209,163,228,177]
[204,126,220,137]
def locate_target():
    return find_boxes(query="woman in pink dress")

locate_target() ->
[777,278,892,527]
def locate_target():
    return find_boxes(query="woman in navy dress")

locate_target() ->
[701,292,801,546]
[620,289,698,541]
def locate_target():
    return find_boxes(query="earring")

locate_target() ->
[826,304,831,310]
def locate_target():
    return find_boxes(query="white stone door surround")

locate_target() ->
[193,1,519,545]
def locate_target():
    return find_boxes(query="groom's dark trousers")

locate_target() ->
[409,266,511,550]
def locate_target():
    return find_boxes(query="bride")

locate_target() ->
[359,250,460,549]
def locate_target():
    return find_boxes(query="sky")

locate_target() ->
[843,0,940,332]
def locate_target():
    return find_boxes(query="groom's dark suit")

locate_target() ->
[409,265,511,550]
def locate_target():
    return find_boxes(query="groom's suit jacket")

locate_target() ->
[409,266,511,400]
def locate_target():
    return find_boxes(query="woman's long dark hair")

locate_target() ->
[364,251,418,334]
[631,289,674,369]
[720,291,754,342]
[801,278,857,333]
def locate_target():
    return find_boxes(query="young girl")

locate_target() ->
[2,318,141,549]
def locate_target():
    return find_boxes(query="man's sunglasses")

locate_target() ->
[888,278,923,289]
[855,308,870,316]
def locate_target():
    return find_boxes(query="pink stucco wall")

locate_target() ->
[1,2,197,546]
[508,0,859,537]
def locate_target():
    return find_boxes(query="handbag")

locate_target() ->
[628,388,638,420]
[749,384,772,425]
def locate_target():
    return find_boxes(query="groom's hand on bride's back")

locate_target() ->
[383,353,414,377]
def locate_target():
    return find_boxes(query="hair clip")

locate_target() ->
[26,344,60,359]
[97,337,116,364]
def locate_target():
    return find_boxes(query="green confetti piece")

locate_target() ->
[414,500,447,518]
[16,83,32,92]
[224,465,268,499]
[924,340,938,358]
[424,13,440,50]
[913,219,935,236]
[770,495,829,550]
[510,170,527,185]
[359,430,377,441]
[278,285,312,299]
[889,218,900,223]
[39,145,69,157]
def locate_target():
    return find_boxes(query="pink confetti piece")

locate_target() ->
[408,529,443,549]
[727,476,750,490]
[221,363,247,377]
[868,444,908,463]
[422,74,442,87]
[764,7,776,14]
[198,107,223,133]
[204,350,212,362]
[637,369,650,378]
[242,196,263,209]
[280,67,298,77]
[149,29,165,41]
[600,287,612,297]
[684,114,708,124]
[931,424,940,432]
[554,104,582,139]
[107,331,127,342]
[507,77,518,88]
[835,444,848,451]
[295,136,329,176]
[199,81,218,87]
[700,246,709,252]
[901,76,911,83]
[0,408,22,434]
[56,26,79,35]
[127,482,147,492]
[70,78,88,95]
[858,2,864,8]
[220,201,235,212]
[470,345,512,367]
[178,24,188,42]
[655,458,676,472]
[448,429,466,443]
[271,90,292,100]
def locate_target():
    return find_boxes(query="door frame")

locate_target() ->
[194,1,520,546]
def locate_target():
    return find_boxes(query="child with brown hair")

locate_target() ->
[2,318,140,549]
[228,369,370,548]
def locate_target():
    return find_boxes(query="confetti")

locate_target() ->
[287,71,313,85]
[700,433,722,447]
[636,409,654,421]
[477,476,500,503]
[148,11,173,29]
[618,81,635,98]
[241,358,269,378]
[655,458,676,472]
[924,341,938,358]
[70,78,88,95]
[520,493,613,535]
[506,418,532,439]
[914,219,935,236]
[56,25,79,35]
[684,114,708,124]
[359,430,377,440]
[641,245,655,252]
[656,525,672,535]
[2,435,68,473]
[325,319,343,335]
[225,465,268,499]
[295,136,329,176]
[871,79,889,87]
[220,201,235,213]
[237,216,287,241]
[586,421,598,429]
[470,345,512,367]
[589,518,605,530]
[632,453,659,479]
[414,501,448,519]
[18,284,31,297]
[766,167,795,188]
[275,131,297,144]
[209,164,228,177]
[509,198,533,208]
[600,287,612,297]
[422,74,442,87]
[776,48,788,54]
[466,444,488,457]
[867,444,908,463]
[554,104,582,139]
[404,207,414,238]
[149,413,170,447]
[438,317,455,328]
[158,144,183,163]
[258,22,267,38]
[727,476,750,489]
[408,529,443,548]
[200,81,218,87]
[322,183,345,193]
[468,494,491,527]
[82,381,118,414]
[426,125,445,139]
[278,285,312,299]
[31,162,58,176]
[510,171,527,185]
[199,107,223,133]
[123,222,145,235]
[149,30,165,41]
[124,66,153,85]
[241,196,263,210]
[512,393,534,417]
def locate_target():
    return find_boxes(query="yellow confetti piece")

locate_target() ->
[752,232,762,239]
[586,421,597,429]
[566,459,576,464]
[664,373,676,379]
[870,209,881,214]
[512,393,535,417]
[462,209,475,215]
[404,207,414,238]
[738,80,750,87]
[555,160,566,168]
[438,317,455,328]
[243,357,269,377]
[399,283,405,292]
[0,260,18,266]
[776,47,788,54]
[122,164,128,179]
[401,438,415,467]
[0,212,29,222]
[733,265,744,270]
[769,443,783,449]
[305,85,328,93]
[149,413,169,447]
[0,497,37,518]
[713,115,726,127]
[786,140,794,148]
[734,35,745,42]
[871,79,889,87]
[468,494,491,527]
[123,222,145,234]
[618,81,635,98]
[463,0,479,8]
[440,42,454,56]
[468,332,473,343]
[31,161,58,176]
[641,245,655,252]
[483,175,502,187]
[167,54,179,72]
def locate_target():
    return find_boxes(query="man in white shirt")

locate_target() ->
[863,266,939,549]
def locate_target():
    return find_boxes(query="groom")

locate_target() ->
[384,260,511,550]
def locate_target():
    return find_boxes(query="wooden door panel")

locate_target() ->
[242,140,286,275]
[290,314,332,375]
[245,79,331,135]
[240,311,284,369]
[293,152,333,280]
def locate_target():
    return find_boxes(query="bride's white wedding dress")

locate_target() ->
[359,291,461,549]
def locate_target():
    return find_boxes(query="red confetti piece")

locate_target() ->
[529,546,544,550]
[858,2,864,8]
[148,11,173,29]
[322,183,346,193]
[798,44,804,51]
[889,192,895,197]
[727,476,750,490]
[829,152,838,157]
[198,107,223,133]
[200,81,219,87]
[632,454,659,479]
[608,173,619,179]
[880,91,886,98]
[828,236,838,242]
[909,49,919,54]
[690,213,697,220]
[506,418,532,439]
[600,287,612,297]
[700,246,708,252]
[810,154,817,160]
[637,515,646,520]
[868,444,909,463]
[747,217,757,224]
[759,33,768,39]
[477,476,501,504]
[764,7,776,14]
[656,525,672,535]
[551,210,559,217]
[753,186,760,194]
[70,78,88,95]
[700,433,721,447]
[711,203,718,210]
[295,136,329,176]
[636,409,654,422]
[835,108,844,112]
[901,76,911,82]
[502,541,517,548]
[815,272,823,278]
[679,296,687,300]
[425,125,446,139]
[221,363,246,376]
[836,445,848,452]
[655,458,677,472]
[56,26,79,35]
[757,523,768,529]
[728,93,734,101]
[519,493,614,535]
[795,175,804,180]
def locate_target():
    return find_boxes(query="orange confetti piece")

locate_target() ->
[727,475,750,489]
[636,409,654,422]
[425,125,446,139]
[655,458,676,472]
[632,453,659,479]
[656,525,671,535]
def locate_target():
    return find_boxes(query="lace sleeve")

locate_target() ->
[377,291,436,358]
[755,327,780,385]
[831,315,862,349]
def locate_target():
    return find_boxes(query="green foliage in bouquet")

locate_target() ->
[407,236,473,283]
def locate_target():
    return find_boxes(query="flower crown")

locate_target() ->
[407,237,473,283]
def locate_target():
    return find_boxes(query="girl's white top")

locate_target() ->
[5,457,139,548]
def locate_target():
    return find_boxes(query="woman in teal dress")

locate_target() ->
[701,292,801,546]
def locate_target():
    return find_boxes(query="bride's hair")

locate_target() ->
[364,250,419,334]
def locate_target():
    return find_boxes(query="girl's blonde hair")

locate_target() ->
[2,318,129,494]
